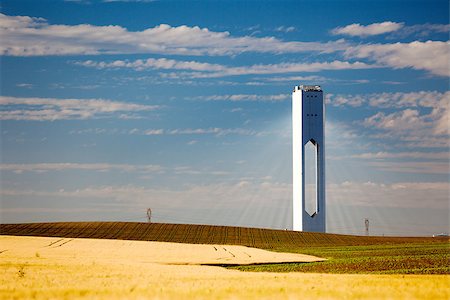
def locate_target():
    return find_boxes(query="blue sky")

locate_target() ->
[1,0,448,236]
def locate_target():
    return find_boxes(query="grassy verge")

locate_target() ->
[228,242,450,274]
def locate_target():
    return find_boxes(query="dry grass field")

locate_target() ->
[1,235,449,300]
[1,222,449,299]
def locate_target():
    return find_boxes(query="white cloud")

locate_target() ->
[2,180,447,213]
[0,181,292,214]
[326,94,365,107]
[367,161,448,175]
[0,13,348,57]
[127,127,260,136]
[72,127,264,137]
[102,0,156,2]
[263,75,327,82]
[0,163,235,178]
[77,58,376,77]
[168,127,257,136]
[352,151,449,160]
[0,96,159,121]
[328,181,448,209]
[362,102,449,150]
[75,58,226,72]
[363,102,449,137]
[144,129,164,135]
[16,83,34,88]
[370,133,449,149]
[190,94,289,102]
[0,180,293,231]
[0,163,163,174]
[263,75,369,86]
[275,26,295,33]
[78,41,449,78]
[327,91,449,152]
[331,21,404,37]
[172,166,229,176]
[389,23,450,38]
[344,41,450,76]
[2,14,447,77]
[2,180,447,232]
[366,91,445,108]
[328,91,448,109]
[364,109,426,131]
[329,91,449,137]
[65,0,90,3]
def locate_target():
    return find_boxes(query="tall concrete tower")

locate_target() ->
[292,85,325,232]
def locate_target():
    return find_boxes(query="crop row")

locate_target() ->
[1,222,447,250]
[229,244,450,274]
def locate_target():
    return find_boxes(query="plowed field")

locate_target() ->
[1,222,449,275]
[0,222,444,249]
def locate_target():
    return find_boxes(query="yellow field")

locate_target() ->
[1,235,449,299]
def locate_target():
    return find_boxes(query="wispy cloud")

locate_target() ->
[143,129,164,135]
[327,91,448,109]
[143,128,260,136]
[328,181,448,209]
[3,14,447,77]
[363,102,449,136]
[361,99,449,149]
[4,13,446,77]
[2,180,447,212]
[352,151,449,160]
[344,41,450,76]
[388,23,450,39]
[364,109,427,131]
[275,26,296,33]
[16,83,34,89]
[0,13,347,57]
[77,58,376,77]
[347,150,449,175]
[70,127,264,137]
[167,128,258,136]
[0,163,233,178]
[327,91,449,151]
[262,75,369,85]
[0,163,163,174]
[326,94,365,107]
[64,0,91,3]
[366,161,449,175]
[331,21,404,37]
[75,58,226,72]
[263,75,327,82]
[188,94,289,102]
[0,96,159,121]
[330,22,450,76]
[0,180,292,211]
[102,0,156,2]
[333,21,450,39]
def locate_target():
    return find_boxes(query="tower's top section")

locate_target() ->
[293,85,322,92]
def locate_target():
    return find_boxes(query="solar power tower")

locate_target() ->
[292,85,326,232]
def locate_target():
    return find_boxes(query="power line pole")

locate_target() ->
[365,218,369,236]
[147,208,152,223]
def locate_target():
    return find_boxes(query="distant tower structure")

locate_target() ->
[365,218,369,236]
[147,208,152,223]
[292,85,326,232]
